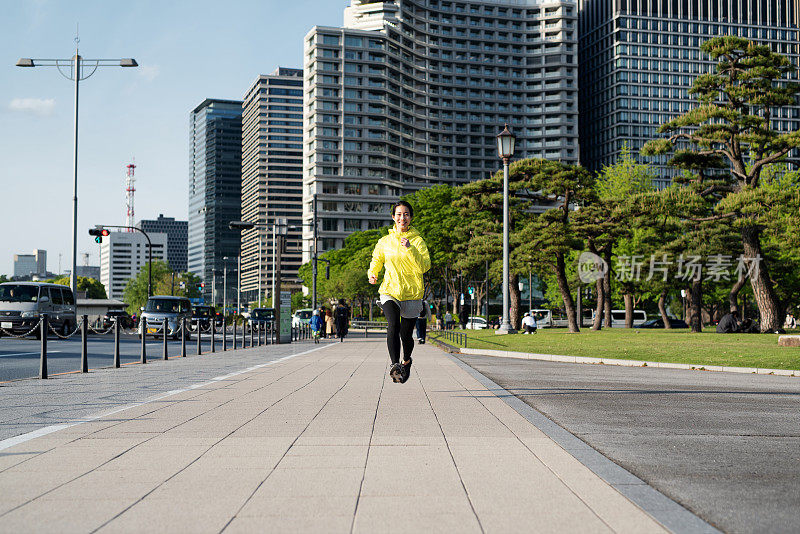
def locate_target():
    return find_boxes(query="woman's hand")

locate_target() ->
[368,274,378,285]
[400,237,411,248]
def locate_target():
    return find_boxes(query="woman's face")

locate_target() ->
[393,205,412,231]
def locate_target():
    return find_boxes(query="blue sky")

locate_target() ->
[0,0,347,276]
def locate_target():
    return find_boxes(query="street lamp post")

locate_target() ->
[496,124,516,334]
[17,43,137,298]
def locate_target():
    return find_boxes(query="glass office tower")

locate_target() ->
[188,99,243,304]
[578,0,800,186]
[303,0,580,258]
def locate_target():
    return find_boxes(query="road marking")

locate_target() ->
[0,351,63,358]
[0,343,334,452]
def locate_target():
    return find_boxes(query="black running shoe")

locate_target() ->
[400,357,412,383]
[389,363,403,383]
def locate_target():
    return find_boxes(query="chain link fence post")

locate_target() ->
[114,317,120,368]
[39,315,48,379]
[196,319,202,355]
[81,315,89,373]
[211,319,216,353]
[140,317,147,364]
[181,317,187,357]
[233,317,238,350]
[163,318,168,360]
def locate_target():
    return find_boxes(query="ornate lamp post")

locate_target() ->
[496,124,516,334]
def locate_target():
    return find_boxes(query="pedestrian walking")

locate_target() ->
[335,299,350,342]
[416,300,432,344]
[368,200,431,383]
[444,310,453,330]
[310,309,323,343]
[325,308,335,338]
[318,307,327,338]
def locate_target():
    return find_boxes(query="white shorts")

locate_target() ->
[380,295,423,319]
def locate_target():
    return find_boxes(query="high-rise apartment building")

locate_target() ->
[188,99,243,303]
[240,68,304,303]
[100,231,167,299]
[302,0,579,257]
[137,214,189,273]
[578,0,800,186]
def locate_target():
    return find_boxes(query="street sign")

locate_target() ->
[460,294,465,305]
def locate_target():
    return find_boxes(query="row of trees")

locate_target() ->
[300,37,800,332]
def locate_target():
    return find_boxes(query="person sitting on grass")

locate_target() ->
[716,310,740,334]
[521,311,537,334]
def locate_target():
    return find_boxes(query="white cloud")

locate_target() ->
[138,65,160,82]
[9,98,56,117]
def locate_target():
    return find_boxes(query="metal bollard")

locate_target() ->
[140,317,147,364]
[233,317,238,350]
[163,318,169,360]
[223,317,227,351]
[250,323,254,348]
[257,323,261,346]
[113,317,120,368]
[81,315,89,373]
[39,315,48,379]
[196,319,202,355]
[181,317,187,357]
[211,319,216,353]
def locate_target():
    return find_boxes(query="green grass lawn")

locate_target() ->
[430,327,800,370]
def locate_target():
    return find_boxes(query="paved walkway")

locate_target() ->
[0,340,670,533]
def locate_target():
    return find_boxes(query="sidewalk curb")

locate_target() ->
[457,347,800,377]
[448,353,721,534]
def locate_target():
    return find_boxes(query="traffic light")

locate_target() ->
[325,263,330,279]
[197,282,205,291]
[88,227,110,243]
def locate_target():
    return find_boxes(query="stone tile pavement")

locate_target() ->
[0,339,675,533]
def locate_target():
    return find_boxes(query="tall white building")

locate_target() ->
[100,231,167,300]
[240,68,304,302]
[303,0,579,258]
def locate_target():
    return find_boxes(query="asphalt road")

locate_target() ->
[456,354,800,534]
[0,329,269,381]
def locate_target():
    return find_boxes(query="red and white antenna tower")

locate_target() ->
[125,160,136,232]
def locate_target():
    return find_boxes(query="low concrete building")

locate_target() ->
[76,298,127,326]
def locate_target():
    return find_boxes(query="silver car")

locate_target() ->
[138,296,193,339]
[0,282,76,337]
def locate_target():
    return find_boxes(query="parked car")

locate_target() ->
[465,316,489,329]
[636,318,688,329]
[102,310,134,329]
[292,308,313,328]
[138,296,193,339]
[192,305,219,330]
[249,308,275,328]
[0,282,76,338]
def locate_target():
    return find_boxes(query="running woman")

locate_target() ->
[368,201,431,383]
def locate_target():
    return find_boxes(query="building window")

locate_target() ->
[344,183,361,195]
[344,219,362,231]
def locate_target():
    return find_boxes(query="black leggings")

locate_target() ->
[382,300,416,365]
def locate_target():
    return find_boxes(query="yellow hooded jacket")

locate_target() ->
[368,226,431,301]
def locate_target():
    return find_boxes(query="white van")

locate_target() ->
[610,309,647,327]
